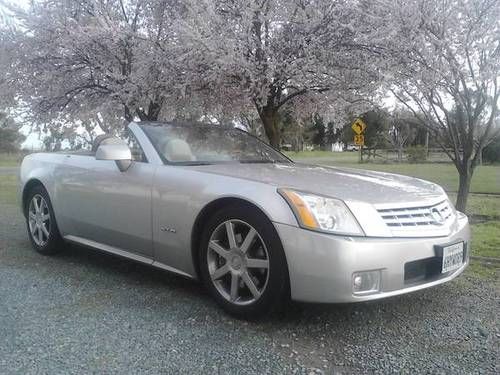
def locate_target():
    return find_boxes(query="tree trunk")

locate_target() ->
[146,101,162,121]
[137,101,161,122]
[456,167,473,212]
[425,131,429,157]
[397,146,403,162]
[258,106,281,148]
[124,105,133,123]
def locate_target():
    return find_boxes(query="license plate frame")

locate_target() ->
[437,242,464,274]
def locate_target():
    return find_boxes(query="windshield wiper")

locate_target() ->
[173,161,214,166]
[239,160,276,164]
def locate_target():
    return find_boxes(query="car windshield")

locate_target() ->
[140,123,291,165]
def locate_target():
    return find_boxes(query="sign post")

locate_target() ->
[351,118,367,162]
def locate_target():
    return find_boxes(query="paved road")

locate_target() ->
[0,201,498,374]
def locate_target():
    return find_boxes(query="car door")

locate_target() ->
[58,132,154,259]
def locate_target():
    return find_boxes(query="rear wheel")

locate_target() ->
[199,204,289,319]
[25,185,64,255]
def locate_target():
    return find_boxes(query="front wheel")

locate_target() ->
[25,185,64,255]
[199,204,289,319]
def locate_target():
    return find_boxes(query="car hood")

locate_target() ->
[190,162,445,205]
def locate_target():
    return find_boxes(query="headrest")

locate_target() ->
[163,139,195,162]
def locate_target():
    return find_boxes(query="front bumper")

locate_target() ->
[275,214,470,303]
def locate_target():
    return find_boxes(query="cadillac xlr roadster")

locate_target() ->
[19,122,469,317]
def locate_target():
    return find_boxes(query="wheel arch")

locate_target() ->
[190,197,289,283]
[22,178,46,216]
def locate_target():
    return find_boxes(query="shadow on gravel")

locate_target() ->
[56,242,206,297]
[42,240,409,324]
[51,241,441,324]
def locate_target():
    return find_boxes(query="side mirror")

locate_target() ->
[95,140,132,172]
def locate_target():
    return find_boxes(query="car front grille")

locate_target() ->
[377,200,455,235]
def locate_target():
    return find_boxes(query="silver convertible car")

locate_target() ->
[19,122,470,318]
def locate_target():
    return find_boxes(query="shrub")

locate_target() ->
[406,145,427,163]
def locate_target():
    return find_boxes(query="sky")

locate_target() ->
[21,126,45,150]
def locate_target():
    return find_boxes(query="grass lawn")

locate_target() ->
[0,153,24,167]
[448,193,500,220]
[286,151,500,194]
[467,262,498,279]
[0,174,18,206]
[448,194,500,260]
[470,222,500,259]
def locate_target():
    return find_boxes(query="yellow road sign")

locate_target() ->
[354,134,365,146]
[352,118,367,135]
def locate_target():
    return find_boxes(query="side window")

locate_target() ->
[123,130,148,163]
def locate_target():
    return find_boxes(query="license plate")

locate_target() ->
[441,242,464,273]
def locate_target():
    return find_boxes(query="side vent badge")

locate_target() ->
[161,227,177,234]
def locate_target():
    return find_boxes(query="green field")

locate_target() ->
[285,151,500,194]
[471,222,500,259]
[0,174,17,205]
[0,153,24,167]
[449,193,500,220]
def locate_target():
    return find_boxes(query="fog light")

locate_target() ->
[353,275,363,289]
[352,270,381,295]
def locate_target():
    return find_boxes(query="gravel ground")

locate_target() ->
[0,201,498,374]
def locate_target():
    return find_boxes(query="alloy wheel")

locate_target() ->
[207,219,270,305]
[28,194,51,247]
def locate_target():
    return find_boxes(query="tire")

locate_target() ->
[25,185,64,255]
[199,204,289,319]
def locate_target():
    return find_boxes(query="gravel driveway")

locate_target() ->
[0,201,498,374]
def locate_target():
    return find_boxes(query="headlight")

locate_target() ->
[278,189,364,236]
[441,189,457,215]
[447,198,457,215]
